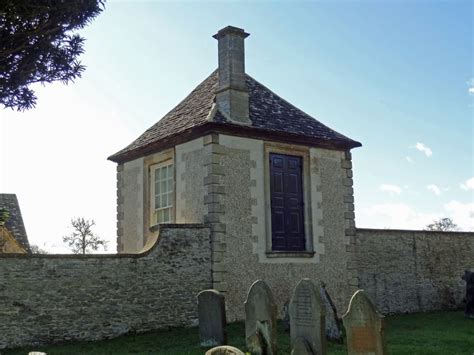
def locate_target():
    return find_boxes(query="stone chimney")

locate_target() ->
[213,26,251,125]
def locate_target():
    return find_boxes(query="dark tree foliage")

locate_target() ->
[0,0,104,111]
[0,207,9,224]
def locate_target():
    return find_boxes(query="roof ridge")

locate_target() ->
[245,73,356,143]
[108,70,218,161]
[246,73,315,119]
[135,69,218,135]
[145,69,218,129]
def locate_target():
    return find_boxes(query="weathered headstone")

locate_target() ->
[290,337,313,355]
[319,283,343,342]
[289,279,326,355]
[205,345,245,355]
[462,270,474,319]
[244,280,277,355]
[282,300,290,332]
[197,289,227,347]
[342,290,386,355]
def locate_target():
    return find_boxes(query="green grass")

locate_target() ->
[5,311,473,354]
[387,311,474,354]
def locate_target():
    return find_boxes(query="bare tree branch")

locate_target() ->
[425,217,459,232]
[62,217,107,254]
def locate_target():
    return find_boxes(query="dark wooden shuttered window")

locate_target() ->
[269,153,305,251]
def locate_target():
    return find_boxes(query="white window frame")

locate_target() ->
[150,160,174,226]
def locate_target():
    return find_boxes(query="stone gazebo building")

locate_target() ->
[109,26,361,318]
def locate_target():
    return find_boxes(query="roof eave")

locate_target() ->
[108,122,362,164]
[210,122,362,150]
[107,124,215,164]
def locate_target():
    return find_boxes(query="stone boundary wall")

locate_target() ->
[352,228,474,314]
[0,224,212,350]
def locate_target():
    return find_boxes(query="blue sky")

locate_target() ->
[1,0,473,252]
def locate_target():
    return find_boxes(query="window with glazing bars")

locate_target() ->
[151,162,174,225]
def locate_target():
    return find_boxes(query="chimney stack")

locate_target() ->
[213,26,251,125]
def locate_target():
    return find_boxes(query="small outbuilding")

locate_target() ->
[109,26,361,318]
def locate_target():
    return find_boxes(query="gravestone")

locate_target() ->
[342,290,386,355]
[290,337,313,355]
[319,283,343,342]
[244,280,277,355]
[197,289,227,347]
[289,279,326,355]
[205,345,245,355]
[462,270,474,319]
[282,300,290,332]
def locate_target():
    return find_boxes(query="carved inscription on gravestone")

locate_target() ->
[342,290,386,355]
[295,286,312,326]
[289,279,326,355]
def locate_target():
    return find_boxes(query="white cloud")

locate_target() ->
[468,78,474,95]
[414,142,432,157]
[460,177,474,191]
[358,201,474,231]
[406,156,413,164]
[427,184,441,195]
[444,200,474,231]
[379,184,402,195]
[360,203,439,230]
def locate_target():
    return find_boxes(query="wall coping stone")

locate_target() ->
[357,228,474,236]
[0,224,208,259]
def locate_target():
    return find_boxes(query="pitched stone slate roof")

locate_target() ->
[109,70,361,163]
[0,194,31,253]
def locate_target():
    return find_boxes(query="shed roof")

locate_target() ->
[109,70,361,163]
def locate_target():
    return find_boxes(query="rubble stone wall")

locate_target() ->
[352,228,474,314]
[0,225,211,350]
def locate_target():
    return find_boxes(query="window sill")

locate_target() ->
[265,251,315,258]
